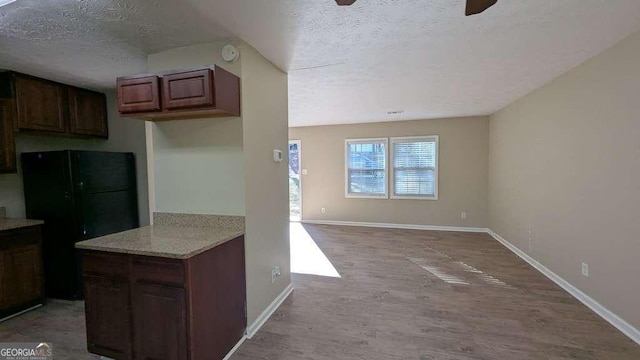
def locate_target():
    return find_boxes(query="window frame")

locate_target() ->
[390,135,439,200]
[344,137,389,199]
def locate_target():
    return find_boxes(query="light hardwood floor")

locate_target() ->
[232,224,640,360]
[0,224,638,359]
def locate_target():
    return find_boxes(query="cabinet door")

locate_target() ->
[162,69,214,110]
[84,275,132,360]
[117,76,161,114]
[132,283,188,360]
[13,74,67,133]
[0,100,16,173]
[0,243,43,310]
[68,87,108,138]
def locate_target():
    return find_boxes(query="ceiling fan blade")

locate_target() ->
[465,0,498,16]
[335,0,356,5]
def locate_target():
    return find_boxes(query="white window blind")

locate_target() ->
[391,136,438,199]
[345,138,388,198]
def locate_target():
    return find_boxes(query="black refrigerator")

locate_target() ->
[22,150,139,300]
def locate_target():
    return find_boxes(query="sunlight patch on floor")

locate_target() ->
[456,261,516,290]
[290,223,341,278]
[408,257,469,285]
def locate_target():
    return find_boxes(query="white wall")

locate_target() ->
[147,41,245,216]
[0,92,150,225]
[489,30,640,330]
[151,118,245,215]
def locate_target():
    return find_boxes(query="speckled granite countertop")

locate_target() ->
[75,213,245,259]
[0,218,44,232]
[75,225,244,259]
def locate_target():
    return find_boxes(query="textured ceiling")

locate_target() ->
[183,0,640,126]
[1,0,640,126]
[0,0,231,90]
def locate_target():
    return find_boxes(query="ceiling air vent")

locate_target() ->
[387,110,405,115]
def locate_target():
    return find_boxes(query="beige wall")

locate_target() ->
[489,30,640,330]
[241,44,291,324]
[146,40,290,326]
[290,116,489,228]
[147,40,245,216]
[0,93,150,225]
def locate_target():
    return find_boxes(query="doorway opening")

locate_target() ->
[289,140,302,222]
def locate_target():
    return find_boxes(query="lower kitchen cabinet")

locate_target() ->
[84,276,133,359]
[132,283,188,360]
[81,235,246,360]
[0,225,45,319]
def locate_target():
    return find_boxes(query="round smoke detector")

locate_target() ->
[222,44,239,63]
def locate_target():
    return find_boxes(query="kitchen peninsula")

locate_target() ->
[76,213,246,360]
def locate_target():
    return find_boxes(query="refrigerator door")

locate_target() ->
[76,190,139,240]
[22,150,140,300]
[21,151,78,299]
[71,151,140,241]
[71,151,137,193]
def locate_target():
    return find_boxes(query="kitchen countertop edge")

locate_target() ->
[0,219,45,232]
[75,226,244,259]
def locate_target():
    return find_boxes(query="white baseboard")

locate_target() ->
[222,335,247,360]
[246,283,294,339]
[302,219,488,233]
[0,304,42,323]
[487,229,640,346]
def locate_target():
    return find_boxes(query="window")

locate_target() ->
[391,136,438,199]
[345,138,388,198]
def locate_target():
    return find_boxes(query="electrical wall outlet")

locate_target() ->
[582,263,589,277]
[321,207,326,214]
[271,266,281,283]
[461,212,467,219]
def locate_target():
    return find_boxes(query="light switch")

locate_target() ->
[273,149,283,162]
[301,169,308,175]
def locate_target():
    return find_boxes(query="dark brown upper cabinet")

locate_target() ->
[116,76,161,114]
[0,70,109,173]
[14,74,68,133]
[117,65,240,121]
[162,69,214,110]
[0,100,16,173]
[68,87,108,138]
